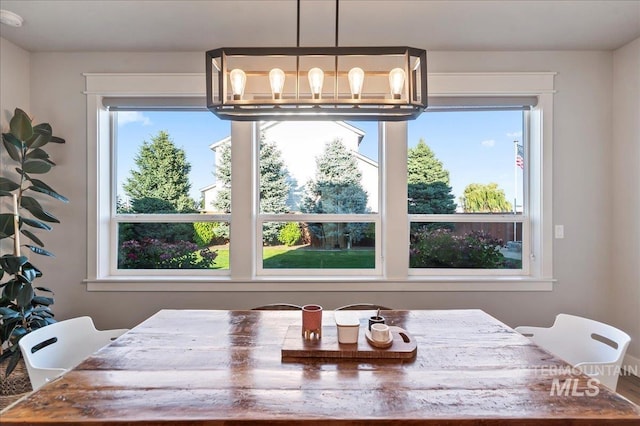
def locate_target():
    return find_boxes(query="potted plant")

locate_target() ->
[0,108,66,404]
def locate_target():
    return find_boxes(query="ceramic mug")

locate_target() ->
[302,304,323,340]
[368,315,385,331]
[370,323,391,342]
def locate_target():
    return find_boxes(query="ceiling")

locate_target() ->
[0,0,639,52]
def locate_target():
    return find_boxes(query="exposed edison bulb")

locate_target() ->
[389,67,406,99]
[348,67,365,99]
[308,67,324,100]
[269,68,286,100]
[229,69,246,100]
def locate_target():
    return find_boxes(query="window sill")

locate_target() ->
[85,276,554,292]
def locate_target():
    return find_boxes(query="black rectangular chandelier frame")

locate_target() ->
[205,46,428,121]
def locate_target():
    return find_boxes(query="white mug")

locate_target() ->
[370,323,390,342]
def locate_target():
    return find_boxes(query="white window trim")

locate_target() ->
[84,72,555,292]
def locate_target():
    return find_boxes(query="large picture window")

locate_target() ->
[85,72,554,291]
[111,110,230,274]
[408,109,528,275]
[256,121,380,275]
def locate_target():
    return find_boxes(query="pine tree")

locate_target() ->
[124,130,194,212]
[407,138,456,214]
[122,131,194,243]
[211,134,291,244]
[460,182,513,213]
[408,138,450,185]
[260,138,291,244]
[212,140,231,214]
[301,139,368,246]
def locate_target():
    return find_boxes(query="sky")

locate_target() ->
[116,110,524,210]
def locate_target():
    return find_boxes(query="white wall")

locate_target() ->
[23,50,631,359]
[0,37,30,253]
[0,37,30,129]
[611,37,640,367]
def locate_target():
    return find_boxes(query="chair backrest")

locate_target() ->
[252,303,302,311]
[18,316,128,390]
[516,314,631,390]
[335,303,393,311]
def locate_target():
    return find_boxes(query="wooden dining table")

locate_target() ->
[2,309,639,425]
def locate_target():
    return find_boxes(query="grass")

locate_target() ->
[205,245,375,269]
[263,246,375,269]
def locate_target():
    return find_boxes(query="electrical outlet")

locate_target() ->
[555,225,564,239]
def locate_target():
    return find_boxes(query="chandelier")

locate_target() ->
[206,0,427,121]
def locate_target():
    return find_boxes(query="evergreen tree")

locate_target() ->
[260,138,291,244]
[121,131,194,243]
[408,182,456,214]
[408,138,450,185]
[124,130,194,212]
[460,182,513,213]
[407,138,456,214]
[212,134,291,244]
[212,140,232,214]
[301,139,368,246]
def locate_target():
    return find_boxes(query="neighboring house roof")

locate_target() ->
[208,121,366,151]
[200,121,379,212]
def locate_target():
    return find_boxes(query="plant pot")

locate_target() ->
[0,357,32,410]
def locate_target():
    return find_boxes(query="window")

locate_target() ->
[256,121,381,275]
[85,72,554,291]
[408,109,528,275]
[111,110,230,275]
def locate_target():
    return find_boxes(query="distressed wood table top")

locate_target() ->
[2,309,639,425]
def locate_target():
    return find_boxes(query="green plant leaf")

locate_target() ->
[22,159,52,174]
[21,229,44,247]
[0,255,28,274]
[32,296,54,306]
[10,108,33,141]
[0,177,20,192]
[20,196,60,223]
[27,181,69,203]
[21,217,52,231]
[2,132,23,162]
[3,279,22,301]
[16,282,34,309]
[49,136,65,144]
[20,267,37,283]
[22,263,42,280]
[26,245,55,257]
[25,148,50,160]
[34,286,53,293]
[0,213,16,238]
[28,123,52,149]
[0,307,20,320]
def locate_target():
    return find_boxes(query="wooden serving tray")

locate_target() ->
[281,325,417,360]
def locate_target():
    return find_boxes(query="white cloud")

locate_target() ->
[506,131,522,139]
[117,111,151,126]
[481,139,496,148]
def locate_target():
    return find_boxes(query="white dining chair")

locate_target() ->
[18,316,128,390]
[515,313,631,390]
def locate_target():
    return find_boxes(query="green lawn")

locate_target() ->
[263,246,375,269]
[207,246,375,269]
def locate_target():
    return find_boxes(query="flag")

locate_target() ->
[516,144,524,169]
